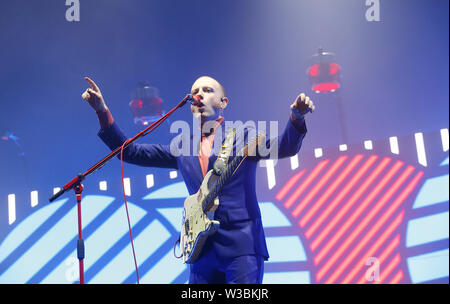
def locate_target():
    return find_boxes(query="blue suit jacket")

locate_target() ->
[98,117,307,261]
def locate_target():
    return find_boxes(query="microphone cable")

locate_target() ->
[118,97,185,284]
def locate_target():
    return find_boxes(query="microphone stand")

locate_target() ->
[48,94,192,284]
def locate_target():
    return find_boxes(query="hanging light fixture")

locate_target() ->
[307,48,342,94]
[129,81,165,125]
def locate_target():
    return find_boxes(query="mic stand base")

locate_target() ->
[74,183,85,284]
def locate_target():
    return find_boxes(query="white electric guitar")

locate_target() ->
[179,133,264,264]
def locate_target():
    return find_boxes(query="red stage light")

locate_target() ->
[307,49,342,94]
[311,82,340,93]
[129,82,165,125]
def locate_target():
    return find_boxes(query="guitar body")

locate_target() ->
[180,169,220,264]
[178,133,264,264]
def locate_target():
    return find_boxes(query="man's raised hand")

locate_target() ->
[81,77,108,113]
[290,93,315,119]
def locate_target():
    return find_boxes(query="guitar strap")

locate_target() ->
[213,128,236,176]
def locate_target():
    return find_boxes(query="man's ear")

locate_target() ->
[220,97,229,109]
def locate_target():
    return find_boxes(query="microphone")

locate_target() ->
[187,94,203,106]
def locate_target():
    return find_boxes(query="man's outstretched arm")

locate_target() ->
[255,92,315,160]
[82,76,178,169]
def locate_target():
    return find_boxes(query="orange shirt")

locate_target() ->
[198,117,224,177]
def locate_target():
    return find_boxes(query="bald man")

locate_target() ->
[82,75,314,284]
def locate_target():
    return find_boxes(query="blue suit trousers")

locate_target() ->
[189,246,264,284]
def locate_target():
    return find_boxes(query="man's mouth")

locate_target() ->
[195,102,205,110]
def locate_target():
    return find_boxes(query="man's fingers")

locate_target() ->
[81,89,90,100]
[298,93,305,103]
[291,93,315,114]
[292,93,305,108]
[87,88,102,99]
[82,88,102,103]
[309,100,315,113]
[84,76,100,92]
